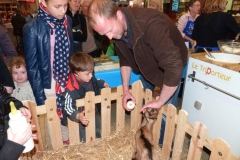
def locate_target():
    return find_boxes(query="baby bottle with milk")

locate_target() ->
[126,100,135,110]
[8,101,34,153]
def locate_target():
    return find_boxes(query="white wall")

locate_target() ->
[225,0,233,11]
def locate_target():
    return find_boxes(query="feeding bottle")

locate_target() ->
[126,100,135,110]
[9,101,34,153]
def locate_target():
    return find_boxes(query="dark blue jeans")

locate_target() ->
[139,75,181,144]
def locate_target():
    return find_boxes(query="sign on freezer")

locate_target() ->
[191,62,231,81]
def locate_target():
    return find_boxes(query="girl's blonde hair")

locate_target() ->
[202,0,227,14]
[149,0,163,12]
[8,56,26,73]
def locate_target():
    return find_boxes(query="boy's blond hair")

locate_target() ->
[8,56,26,73]
[69,52,94,73]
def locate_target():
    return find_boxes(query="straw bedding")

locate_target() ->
[32,127,168,160]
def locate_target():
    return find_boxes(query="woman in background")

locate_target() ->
[66,0,87,52]
[177,0,200,48]
[192,0,240,52]
[80,0,100,57]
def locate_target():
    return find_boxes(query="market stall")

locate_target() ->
[94,56,140,88]
[182,52,240,156]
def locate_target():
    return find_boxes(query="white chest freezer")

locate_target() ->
[182,53,240,157]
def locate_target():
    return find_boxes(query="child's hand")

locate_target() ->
[104,82,109,88]
[77,111,89,125]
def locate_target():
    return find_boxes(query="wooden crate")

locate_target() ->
[21,81,239,160]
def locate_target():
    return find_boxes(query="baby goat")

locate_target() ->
[132,108,159,160]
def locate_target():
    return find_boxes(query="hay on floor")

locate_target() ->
[33,128,168,160]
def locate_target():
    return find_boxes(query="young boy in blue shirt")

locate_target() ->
[62,52,108,142]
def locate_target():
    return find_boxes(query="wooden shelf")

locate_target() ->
[0,3,18,15]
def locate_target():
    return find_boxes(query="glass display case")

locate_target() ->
[0,3,18,23]
[232,0,240,11]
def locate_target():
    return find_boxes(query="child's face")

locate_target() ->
[74,70,93,82]
[12,65,28,86]
[148,3,158,10]
[42,0,69,19]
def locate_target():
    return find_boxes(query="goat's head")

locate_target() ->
[143,108,159,123]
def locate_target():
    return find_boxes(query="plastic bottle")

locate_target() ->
[8,101,34,153]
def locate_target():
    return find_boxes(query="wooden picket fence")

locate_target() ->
[21,80,239,160]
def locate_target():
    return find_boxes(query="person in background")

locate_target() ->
[177,0,200,48]
[148,0,163,12]
[80,0,100,57]
[9,56,36,104]
[192,0,240,52]
[22,9,33,23]
[0,15,18,64]
[23,0,74,144]
[0,55,14,94]
[117,0,129,7]
[132,0,143,8]
[66,0,87,52]
[11,10,26,38]
[63,52,109,142]
[88,0,188,144]
[0,83,35,160]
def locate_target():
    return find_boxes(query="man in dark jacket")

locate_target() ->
[11,10,26,37]
[88,0,188,111]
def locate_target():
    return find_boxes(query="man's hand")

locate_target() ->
[122,90,136,111]
[19,107,31,122]
[141,100,163,113]
[141,84,178,112]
